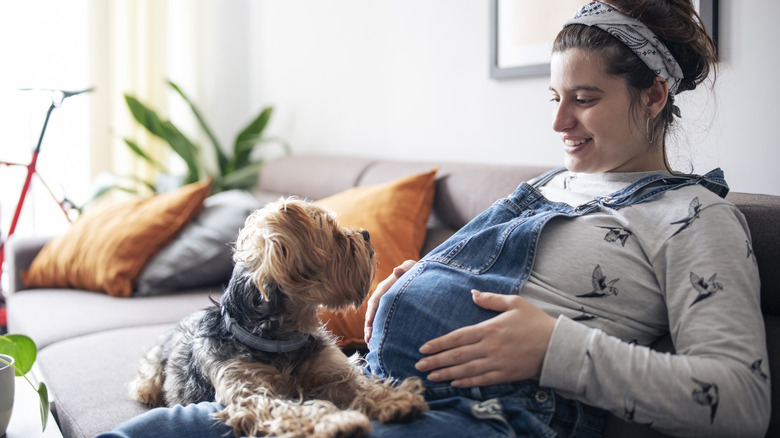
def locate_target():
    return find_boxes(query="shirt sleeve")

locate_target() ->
[539,202,770,437]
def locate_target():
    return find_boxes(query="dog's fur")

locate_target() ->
[129,198,428,437]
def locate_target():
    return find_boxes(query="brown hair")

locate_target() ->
[553,0,717,167]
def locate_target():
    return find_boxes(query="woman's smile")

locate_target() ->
[562,136,592,154]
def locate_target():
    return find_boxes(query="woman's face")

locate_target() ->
[549,49,664,173]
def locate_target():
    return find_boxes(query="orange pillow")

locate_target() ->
[316,169,437,349]
[22,179,212,297]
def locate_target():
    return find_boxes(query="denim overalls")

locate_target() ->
[365,168,728,437]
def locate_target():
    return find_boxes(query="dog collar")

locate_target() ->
[223,312,310,354]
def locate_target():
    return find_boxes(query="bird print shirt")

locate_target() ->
[528,171,768,437]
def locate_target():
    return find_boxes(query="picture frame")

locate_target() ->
[490,0,719,80]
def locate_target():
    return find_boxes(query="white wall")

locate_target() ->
[174,0,779,196]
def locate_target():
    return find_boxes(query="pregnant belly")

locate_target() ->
[365,261,509,384]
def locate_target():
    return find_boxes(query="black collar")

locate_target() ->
[222,308,310,353]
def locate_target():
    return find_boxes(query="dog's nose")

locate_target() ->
[361,230,371,241]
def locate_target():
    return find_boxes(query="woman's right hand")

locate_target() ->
[364,259,417,344]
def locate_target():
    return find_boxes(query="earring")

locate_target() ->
[646,117,656,144]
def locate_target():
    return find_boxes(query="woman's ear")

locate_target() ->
[645,76,669,119]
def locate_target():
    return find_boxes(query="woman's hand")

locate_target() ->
[414,290,557,388]
[364,260,418,344]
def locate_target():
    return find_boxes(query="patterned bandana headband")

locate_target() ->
[563,1,684,96]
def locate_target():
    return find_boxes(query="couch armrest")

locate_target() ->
[4,235,52,294]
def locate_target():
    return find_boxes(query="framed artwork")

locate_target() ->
[490,0,719,80]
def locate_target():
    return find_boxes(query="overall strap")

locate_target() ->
[528,167,568,189]
[601,168,729,208]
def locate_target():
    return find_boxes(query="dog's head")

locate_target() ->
[232,198,377,318]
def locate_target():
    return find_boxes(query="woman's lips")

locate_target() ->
[563,137,591,153]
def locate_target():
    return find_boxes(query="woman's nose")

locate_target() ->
[552,102,575,132]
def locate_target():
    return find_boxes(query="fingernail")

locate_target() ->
[419,344,431,354]
[415,360,427,370]
[471,289,480,297]
[428,372,441,381]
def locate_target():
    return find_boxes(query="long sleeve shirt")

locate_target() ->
[532,171,769,437]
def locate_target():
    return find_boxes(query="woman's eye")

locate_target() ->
[576,98,593,104]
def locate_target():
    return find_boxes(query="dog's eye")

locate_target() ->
[360,230,370,242]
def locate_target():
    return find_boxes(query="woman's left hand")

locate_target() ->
[414,290,557,388]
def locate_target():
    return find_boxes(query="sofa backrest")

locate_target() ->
[256,155,551,248]
[258,155,779,313]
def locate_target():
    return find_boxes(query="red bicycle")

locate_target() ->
[0,87,92,284]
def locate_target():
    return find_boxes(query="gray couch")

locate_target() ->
[6,155,780,437]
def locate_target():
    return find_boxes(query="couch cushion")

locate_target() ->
[22,180,212,297]
[726,192,780,315]
[38,324,173,438]
[6,289,218,349]
[316,169,437,349]
[356,160,553,253]
[134,190,261,296]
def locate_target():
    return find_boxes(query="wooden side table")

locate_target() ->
[6,375,62,438]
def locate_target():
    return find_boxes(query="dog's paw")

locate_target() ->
[375,398,428,423]
[215,408,267,438]
[314,410,372,438]
[372,377,429,423]
[128,346,166,407]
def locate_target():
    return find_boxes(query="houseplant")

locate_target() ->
[0,334,49,431]
[99,79,289,197]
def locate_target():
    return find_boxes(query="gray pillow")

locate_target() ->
[134,190,262,296]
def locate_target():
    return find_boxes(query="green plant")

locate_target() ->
[112,79,289,196]
[0,334,49,431]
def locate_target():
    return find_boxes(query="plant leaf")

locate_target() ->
[124,94,201,184]
[232,106,273,171]
[159,121,201,184]
[38,382,49,430]
[221,160,263,191]
[0,335,37,376]
[168,80,229,176]
[124,94,168,139]
[85,180,157,206]
[123,139,165,170]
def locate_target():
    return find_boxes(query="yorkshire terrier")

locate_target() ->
[129,198,428,437]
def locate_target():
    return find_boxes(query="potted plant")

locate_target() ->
[94,80,289,198]
[0,334,49,432]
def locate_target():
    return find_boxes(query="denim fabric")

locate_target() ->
[96,402,233,438]
[99,388,607,438]
[364,167,727,434]
[370,383,606,438]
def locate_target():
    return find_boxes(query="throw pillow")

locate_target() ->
[134,190,262,296]
[316,169,437,349]
[22,179,212,297]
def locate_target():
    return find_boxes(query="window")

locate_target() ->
[0,0,91,239]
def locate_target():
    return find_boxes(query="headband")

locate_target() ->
[563,1,683,96]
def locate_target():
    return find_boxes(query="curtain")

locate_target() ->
[89,0,168,193]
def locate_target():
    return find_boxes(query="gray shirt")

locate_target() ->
[530,171,769,437]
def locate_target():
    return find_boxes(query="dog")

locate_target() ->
[129,198,428,437]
